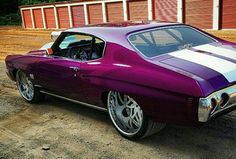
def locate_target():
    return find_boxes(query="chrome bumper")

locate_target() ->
[198,85,236,122]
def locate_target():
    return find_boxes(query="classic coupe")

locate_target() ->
[5,21,236,139]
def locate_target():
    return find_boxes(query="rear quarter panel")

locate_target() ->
[81,42,201,124]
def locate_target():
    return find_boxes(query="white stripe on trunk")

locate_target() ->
[169,49,236,82]
[194,44,236,61]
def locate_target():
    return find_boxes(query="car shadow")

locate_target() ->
[138,113,236,159]
[34,95,236,159]
[34,95,110,124]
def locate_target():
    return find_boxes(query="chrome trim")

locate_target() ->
[40,90,107,112]
[69,66,80,71]
[127,25,217,59]
[198,84,236,122]
[35,85,43,88]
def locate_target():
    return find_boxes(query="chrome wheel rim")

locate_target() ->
[16,71,34,101]
[108,91,143,136]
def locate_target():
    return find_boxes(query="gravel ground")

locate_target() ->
[0,26,236,159]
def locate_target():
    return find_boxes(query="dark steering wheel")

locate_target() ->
[68,46,89,61]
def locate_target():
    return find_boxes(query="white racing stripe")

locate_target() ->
[169,49,236,82]
[194,44,236,60]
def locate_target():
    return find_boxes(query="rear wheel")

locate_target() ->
[16,70,43,103]
[107,91,165,139]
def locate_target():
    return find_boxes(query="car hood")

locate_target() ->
[149,42,236,96]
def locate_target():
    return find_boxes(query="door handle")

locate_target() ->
[69,66,80,72]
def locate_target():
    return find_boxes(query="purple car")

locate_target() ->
[5,21,236,139]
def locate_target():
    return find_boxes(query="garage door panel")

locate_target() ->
[71,5,85,27]
[222,0,236,28]
[185,0,212,29]
[128,0,148,21]
[158,0,176,8]
[106,2,123,22]
[33,9,43,28]
[44,8,56,28]
[223,8,236,14]
[87,4,103,24]
[223,15,236,22]
[155,0,177,22]
[22,10,32,28]
[186,0,212,7]
[57,7,70,28]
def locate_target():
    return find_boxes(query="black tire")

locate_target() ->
[16,70,44,103]
[107,91,165,139]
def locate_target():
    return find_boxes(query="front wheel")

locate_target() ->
[107,91,165,139]
[16,70,43,103]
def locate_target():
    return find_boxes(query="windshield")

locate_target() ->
[128,26,215,58]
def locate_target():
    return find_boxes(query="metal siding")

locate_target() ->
[57,7,70,28]
[127,0,148,21]
[33,9,43,28]
[87,4,103,24]
[222,0,236,29]
[155,0,177,22]
[106,2,124,22]
[22,10,32,28]
[185,0,213,29]
[71,5,85,27]
[44,8,56,28]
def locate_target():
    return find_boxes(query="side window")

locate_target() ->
[59,34,92,49]
[90,38,105,60]
[55,33,105,61]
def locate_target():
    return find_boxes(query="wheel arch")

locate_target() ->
[101,91,109,107]
[12,69,19,79]
[103,80,196,125]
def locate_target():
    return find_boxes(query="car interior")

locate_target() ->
[52,33,105,61]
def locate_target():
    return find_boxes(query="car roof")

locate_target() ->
[65,21,180,43]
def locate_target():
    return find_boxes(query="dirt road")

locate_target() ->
[0,26,53,60]
[0,27,236,159]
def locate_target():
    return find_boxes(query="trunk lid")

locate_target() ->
[150,42,236,95]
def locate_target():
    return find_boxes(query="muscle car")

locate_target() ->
[5,21,236,139]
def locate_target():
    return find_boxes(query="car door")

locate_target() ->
[36,56,82,99]
[35,32,93,101]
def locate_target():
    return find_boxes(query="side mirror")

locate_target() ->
[46,48,53,55]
